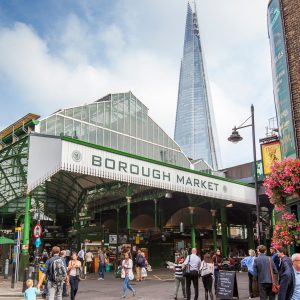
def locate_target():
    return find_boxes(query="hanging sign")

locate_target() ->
[33,224,42,238]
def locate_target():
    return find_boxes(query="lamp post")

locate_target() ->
[228,104,261,245]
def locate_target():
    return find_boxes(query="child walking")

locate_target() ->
[23,279,40,300]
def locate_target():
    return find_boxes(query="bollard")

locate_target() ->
[22,268,29,292]
[11,262,16,289]
[4,259,9,279]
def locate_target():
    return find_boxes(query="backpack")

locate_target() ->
[50,257,67,283]
[136,255,144,267]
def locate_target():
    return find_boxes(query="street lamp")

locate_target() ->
[228,104,261,245]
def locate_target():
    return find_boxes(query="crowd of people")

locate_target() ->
[241,245,300,300]
[23,244,300,300]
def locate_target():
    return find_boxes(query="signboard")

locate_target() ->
[27,135,256,205]
[261,140,282,175]
[216,270,239,299]
[33,224,42,238]
[109,234,117,245]
[268,0,296,159]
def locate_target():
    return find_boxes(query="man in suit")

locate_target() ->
[253,245,278,300]
[278,253,300,300]
[277,247,292,283]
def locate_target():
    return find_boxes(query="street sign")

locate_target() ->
[109,234,117,244]
[33,224,42,238]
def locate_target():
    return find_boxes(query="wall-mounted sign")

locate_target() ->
[33,224,42,238]
[261,140,282,175]
[268,0,296,158]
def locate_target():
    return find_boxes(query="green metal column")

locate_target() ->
[19,193,31,279]
[154,199,158,230]
[220,205,228,257]
[189,207,196,248]
[126,184,132,234]
[211,209,217,251]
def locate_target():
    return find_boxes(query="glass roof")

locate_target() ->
[37,92,191,168]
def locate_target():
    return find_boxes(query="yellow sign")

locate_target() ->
[15,227,21,231]
[261,141,282,174]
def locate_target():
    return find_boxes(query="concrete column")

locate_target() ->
[189,207,196,248]
[220,205,228,257]
[210,209,217,251]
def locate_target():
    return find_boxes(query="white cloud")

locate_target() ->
[0,0,275,169]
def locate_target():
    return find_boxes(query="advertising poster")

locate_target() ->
[268,0,296,158]
[261,141,282,175]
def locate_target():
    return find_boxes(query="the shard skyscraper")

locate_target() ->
[174,1,220,170]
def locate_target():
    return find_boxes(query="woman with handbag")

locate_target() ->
[200,253,214,300]
[121,252,136,298]
[67,252,82,300]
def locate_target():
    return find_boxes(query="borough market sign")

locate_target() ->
[27,135,255,205]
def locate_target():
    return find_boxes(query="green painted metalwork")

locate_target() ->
[190,208,196,248]
[22,194,31,253]
[220,205,228,257]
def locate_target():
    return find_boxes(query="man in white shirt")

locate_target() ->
[85,250,94,273]
[183,248,201,300]
[78,247,85,263]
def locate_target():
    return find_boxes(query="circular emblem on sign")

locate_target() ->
[72,150,82,162]
[33,224,43,238]
[223,185,228,193]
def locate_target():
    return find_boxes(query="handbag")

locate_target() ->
[268,257,280,294]
[183,255,191,277]
[201,262,213,277]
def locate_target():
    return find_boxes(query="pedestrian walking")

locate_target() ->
[37,246,67,300]
[212,249,222,295]
[277,247,292,283]
[67,252,82,300]
[174,256,186,300]
[66,248,71,266]
[121,252,136,298]
[60,250,69,297]
[241,249,256,299]
[200,253,214,300]
[183,248,201,300]
[270,247,280,271]
[98,249,105,280]
[278,253,300,300]
[78,247,85,263]
[141,252,148,280]
[85,249,93,273]
[24,279,40,300]
[253,245,278,300]
[135,249,144,282]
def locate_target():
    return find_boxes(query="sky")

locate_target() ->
[0,0,275,168]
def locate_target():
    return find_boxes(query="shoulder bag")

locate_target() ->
[268,257,279,294]
[183,255,191,277]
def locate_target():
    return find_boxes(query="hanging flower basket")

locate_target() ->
[271,212,300,248]
[264,158,300,206]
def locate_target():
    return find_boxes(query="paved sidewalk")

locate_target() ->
[0,269,259,299]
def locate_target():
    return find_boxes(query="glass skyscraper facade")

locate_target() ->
[174,2,220,170]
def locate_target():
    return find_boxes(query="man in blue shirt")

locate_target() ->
[278,253,300,300]
[241,249,256,298]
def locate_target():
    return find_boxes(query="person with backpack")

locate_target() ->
[67,252,82,300]
[37,246,67,300]
[135,250,144,282]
